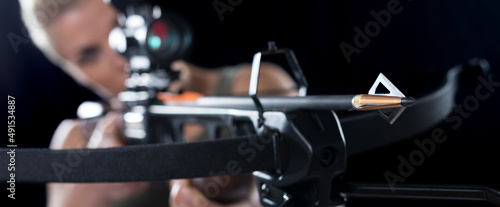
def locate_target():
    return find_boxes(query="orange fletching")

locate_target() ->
[157,91,204,104]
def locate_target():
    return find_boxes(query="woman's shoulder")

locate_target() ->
[50,118,97,149]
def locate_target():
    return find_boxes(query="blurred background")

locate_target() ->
[1,0,499,206]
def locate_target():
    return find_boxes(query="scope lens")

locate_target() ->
[148,21,169,51]
[148,36,162,50]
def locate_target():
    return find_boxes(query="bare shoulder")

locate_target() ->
[51,119,89,149]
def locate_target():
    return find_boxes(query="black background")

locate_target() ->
[1,0,500,206]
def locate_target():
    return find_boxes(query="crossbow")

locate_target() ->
[1,1,499,206]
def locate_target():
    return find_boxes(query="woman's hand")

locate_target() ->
[169,179,262,207]
[168,60,220,95]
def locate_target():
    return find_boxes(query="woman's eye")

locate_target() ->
[78,46,100,65]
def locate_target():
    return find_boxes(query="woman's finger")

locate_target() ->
[170,179,224,207]
[167,80,184,93]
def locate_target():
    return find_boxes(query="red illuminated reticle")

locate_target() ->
[148,21,170,51]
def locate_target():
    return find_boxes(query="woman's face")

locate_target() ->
[48,0,128,97]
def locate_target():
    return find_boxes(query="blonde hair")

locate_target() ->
[18,0,115,99]
[18,0,78,66]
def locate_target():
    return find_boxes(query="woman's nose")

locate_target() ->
[108,45,128,72]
